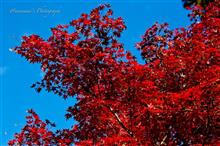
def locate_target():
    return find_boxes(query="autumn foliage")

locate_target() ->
[9,1,219,145]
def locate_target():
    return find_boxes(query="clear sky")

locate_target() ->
[1,0,190,145]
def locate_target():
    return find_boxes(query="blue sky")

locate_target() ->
[1,0,190,145]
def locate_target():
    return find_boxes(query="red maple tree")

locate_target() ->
[9,1,219,145]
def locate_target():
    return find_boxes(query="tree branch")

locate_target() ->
[106,105,135,138]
